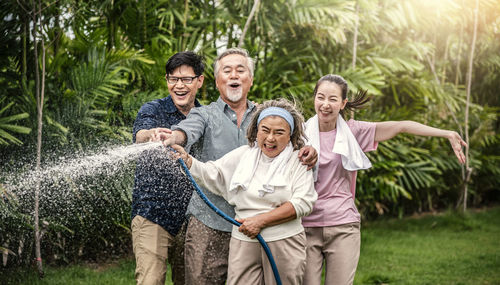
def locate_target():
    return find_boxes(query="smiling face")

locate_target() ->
[166,65,204,115]
[256,116,291,158]
[314,81,348,131]
[215,54,253,103]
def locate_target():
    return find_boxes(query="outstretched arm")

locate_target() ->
[374,121,467,163]
[156,130,187,146]
[135,128,171,143]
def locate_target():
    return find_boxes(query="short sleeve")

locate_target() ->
[347,119,378,152]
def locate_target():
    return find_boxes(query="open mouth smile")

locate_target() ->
[174,91,189,98]
[263,143,277,151]
[229,83,241,89]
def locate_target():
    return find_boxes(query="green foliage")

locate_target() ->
[0,98,31,145]
[0,0,499,267]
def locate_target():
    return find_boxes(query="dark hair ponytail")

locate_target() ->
[342,89,370,117]
[313,74,371,118]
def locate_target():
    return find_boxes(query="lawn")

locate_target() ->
[355,207,500,284]
[2,207,499,285]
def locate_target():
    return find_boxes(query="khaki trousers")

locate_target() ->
[303,223,361,285]
[131,215,186,285]
[184,216,231,285]
[228,232,307,285]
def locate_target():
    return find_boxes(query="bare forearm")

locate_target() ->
[374,120,467,163]
[135,129,154,143]
[375,121,454,142]
[136,127,176,143]
[401,121,453,137]
[171,130,187,146]
[156,129,187,146]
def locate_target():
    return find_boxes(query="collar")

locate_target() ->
[216,96,255,113]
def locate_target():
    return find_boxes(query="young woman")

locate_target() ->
[302,74,466,285]
[172,98,317,285]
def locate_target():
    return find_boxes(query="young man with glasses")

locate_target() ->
[131,51,204,285]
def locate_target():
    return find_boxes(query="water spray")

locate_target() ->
[176,157,283,285]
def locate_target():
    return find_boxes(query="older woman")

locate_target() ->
[303,74,467,285]
[172,98,317,285]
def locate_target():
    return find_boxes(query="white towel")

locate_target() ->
[305,115,372,177]
[229,143,294,197]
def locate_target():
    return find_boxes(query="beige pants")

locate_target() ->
[131,215,186,285]
[228,232,307,285]
[303,223,361,285]
[184,216,231,285]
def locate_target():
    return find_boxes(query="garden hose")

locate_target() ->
[176,156,283,285]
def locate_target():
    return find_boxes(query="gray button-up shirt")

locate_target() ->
[172,97,256,232]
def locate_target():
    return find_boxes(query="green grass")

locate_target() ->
[1,259,140,285]
[355,207,500,284]
[2,207,499,284]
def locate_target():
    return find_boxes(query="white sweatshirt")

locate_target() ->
[190,145,317,242]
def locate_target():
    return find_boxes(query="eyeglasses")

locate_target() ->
[167,76,199,84]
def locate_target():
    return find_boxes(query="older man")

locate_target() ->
[160,48,316,284]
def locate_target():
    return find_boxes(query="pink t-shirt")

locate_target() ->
[302,120,378,227]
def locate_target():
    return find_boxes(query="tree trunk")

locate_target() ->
[183,0,189,28]
[455,0,465,86]
[351,1,359,119]
[425,53,462,133]
[462,0,479,212]
[238,0,260,48]
[32,0,45,277]
[227,24,234,48]
[182,0,190,50]
[53,4,60,60]
[106,1,116,50]
[455,24,464,86]
[351,1,359,70]
[202,0,207,46]
[22,12,28,85]
[440,36,450,84]
[212,0,217,49]
[142,0,147,48]
[455,0,466,188]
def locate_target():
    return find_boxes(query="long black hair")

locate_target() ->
[313,74,370,118]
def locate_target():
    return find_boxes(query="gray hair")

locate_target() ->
[247,98,306,151]
[214,47,255,78]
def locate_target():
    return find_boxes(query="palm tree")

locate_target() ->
[0,98,31,146]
